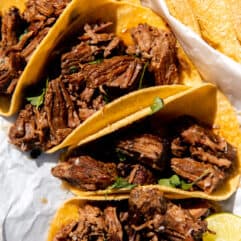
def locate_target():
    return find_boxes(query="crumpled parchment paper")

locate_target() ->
[1,1,241,240]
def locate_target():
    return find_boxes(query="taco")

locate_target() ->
[8,0,202,153]
[165,0,241,63]
[47,186,216,241]
[0,0,71,116]
[50,83,241,201]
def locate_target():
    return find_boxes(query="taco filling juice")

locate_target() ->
[9,20,182,152]
[48,186,215,241]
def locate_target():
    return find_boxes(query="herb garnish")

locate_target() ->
[69,65,78,74]
[116,149,127,162]
[26,79,49,108]
[158,170,211,191]
[138,61,149,89]
[107,177,136,190]
[88,59,103,65]
[19,29,28,41]
[150,97,164,114]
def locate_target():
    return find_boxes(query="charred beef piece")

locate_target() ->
[116,134,168,171]
[83,55,142,90]
[104,206,123,241]
[127,23,179,85]
[44,78,80,147]
[170,120,236,193]
[61,22,123,74]
[9,104,45,151]
[117,163,156,185]
[127,187,207,241]
[171,158,225,193]
[51,155,118,191]
[9,78,80,151]
[1,7,24,52]
[0,53,26,94]
[54,204,123,241]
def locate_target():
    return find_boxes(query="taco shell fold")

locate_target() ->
[0,0,72,116]
[57,83,241,201]
[21,0,202,153]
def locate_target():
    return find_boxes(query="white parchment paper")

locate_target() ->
[0,1,241,240]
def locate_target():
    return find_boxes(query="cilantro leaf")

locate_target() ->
[158,175,180,188]
[180,181,193,190]
[26,79,49,108]
[116,149,127,162]
[108,177,136,190]
[158,178,173,187]
[150,97,164,114]
[170,175,181,186]
[88,59,103,65]
[69,66,78,74]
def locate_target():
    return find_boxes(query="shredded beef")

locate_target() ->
[1,7,24,51]
[170,119,236,192]
[54,204,123,241]
[127,187,207,241]
[9,20,183,152]
[171,158,225,193]
[127,164,156,185]
[53,187,208,241]
[83,56,142,90]
[127,23,179,85]
[0,0,70,95]
[51,155,118,191]
[116,134,168,171]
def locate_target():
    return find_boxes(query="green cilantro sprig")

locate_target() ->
[150,97,164,114]
[26,79,49,109]
[138,61,149,89]
[107,177,136,190]
[158,170,211,191]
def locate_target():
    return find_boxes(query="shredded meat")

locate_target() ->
[116,134,168,171]
[0,0,70,95]
[83,56,142,90]
[127,23,179,85]
[127,187,207,241]
[53,187,208,241]
[127,164,156,185]
[170,118,236,193]
[51,155,118,191]
[10,22,179,152]
[171,158,225,193]
[54,204,123,241]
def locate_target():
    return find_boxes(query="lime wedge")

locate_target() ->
[203,213,241,241]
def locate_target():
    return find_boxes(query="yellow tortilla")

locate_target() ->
[0,0,71,116]
[60,83,241,201]
[45,0,202,152]
[47,196,128,241]
[165,0,201,35]
[185,0,241,62]
[226,0,241,44]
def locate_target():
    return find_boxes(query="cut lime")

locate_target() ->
[203,213,241,241]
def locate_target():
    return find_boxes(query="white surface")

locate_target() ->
[1,1,241,240]
[142,0,241,111]
[0,117,72,241]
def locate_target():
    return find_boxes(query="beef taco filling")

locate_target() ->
[0,0,70,96]
[52,187,210,241]
[51,116,237,194]
[9,22,180,152]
